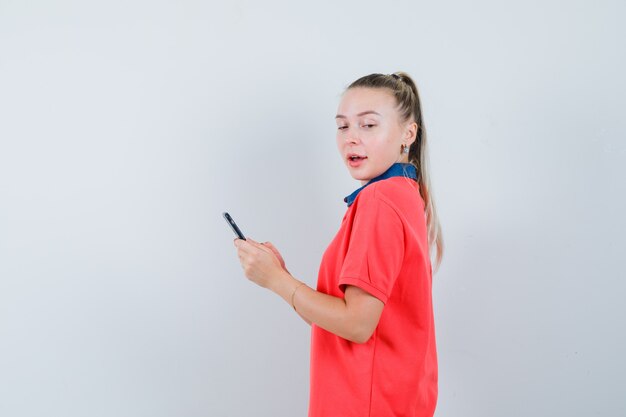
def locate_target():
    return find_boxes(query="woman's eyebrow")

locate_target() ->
[335,110,382,119]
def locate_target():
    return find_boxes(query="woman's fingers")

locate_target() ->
[261,241,286,269]
[247,239,275,256]
[266,244,281,259]
[234,237,284,269]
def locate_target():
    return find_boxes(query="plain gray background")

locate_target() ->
[1,1,625,416]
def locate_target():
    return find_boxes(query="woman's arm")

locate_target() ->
[270,271,384,344]
[295,308,312,326]
[233,238,384,343]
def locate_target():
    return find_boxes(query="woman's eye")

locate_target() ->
[362,124,376,128]
[337,126,348,130]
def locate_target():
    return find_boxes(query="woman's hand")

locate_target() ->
[234,237,288,289]
[261,241,289,273]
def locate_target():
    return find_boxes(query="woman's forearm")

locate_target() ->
[296,311,312,326]
[270,270,358,342]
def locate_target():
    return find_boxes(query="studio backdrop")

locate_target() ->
[1,1,624,416]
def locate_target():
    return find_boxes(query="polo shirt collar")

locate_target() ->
[343,162,418,207]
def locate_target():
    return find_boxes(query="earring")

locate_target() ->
[402,144,410,154]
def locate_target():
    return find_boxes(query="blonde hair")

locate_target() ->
[344,72,444,273]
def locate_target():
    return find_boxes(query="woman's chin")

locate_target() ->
[347,172,370,185]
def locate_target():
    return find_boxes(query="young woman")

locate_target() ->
[233,72,444,417]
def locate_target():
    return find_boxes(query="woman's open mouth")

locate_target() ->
[348,154,367,167]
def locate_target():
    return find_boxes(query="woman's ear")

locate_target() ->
[404,121,418,145]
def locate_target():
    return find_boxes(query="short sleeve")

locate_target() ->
[338,194,405,304]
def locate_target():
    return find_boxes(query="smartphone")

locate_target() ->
[223,212,246,240]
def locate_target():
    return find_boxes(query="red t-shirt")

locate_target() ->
[309,175,438,417]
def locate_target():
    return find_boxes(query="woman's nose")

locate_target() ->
[346,130,360,144]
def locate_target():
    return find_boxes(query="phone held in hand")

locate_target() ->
[223,212,246,240]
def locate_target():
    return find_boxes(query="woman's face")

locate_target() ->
[335,87,416,186]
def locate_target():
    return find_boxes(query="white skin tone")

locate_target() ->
[234,87,417,343]
[336,87,417,185]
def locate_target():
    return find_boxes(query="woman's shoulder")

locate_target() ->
[353,177,423,222]
[366,177,420,204]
